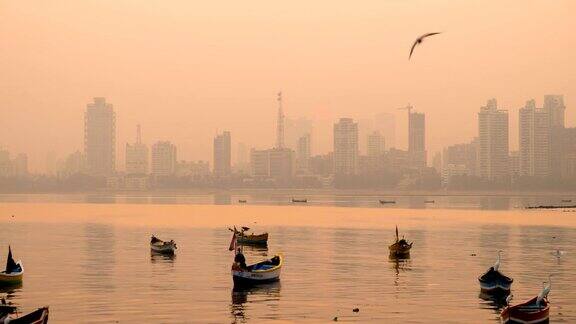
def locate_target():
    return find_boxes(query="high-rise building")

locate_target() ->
[366,131,385,173]
[126,125,149,175]
[250,149,270,178]
[297,133,311,174]
[84,97,116,176]
[213,131,231,177]
[519,99,550,177]
[544,95,566,178]
[333,118,359,175]
[409,111,426,169]
[561,127,576,178]
[151,141,177,177]
[249,148,294,182]
[285,117,313,151]
[442,139,479,185]
[478,99,509,181]
[234,142,250,174]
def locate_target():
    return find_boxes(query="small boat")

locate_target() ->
[238,199,247,203]
[561,199,572,203]
[425,200,435,203]
[232,254,283,287]
[388,226,412,258]
[150,236,177,255]
[229,227,268,245]
[0,247,23,286]
[291,198,307,203]
[379,200,396,204]
[501,277,551,324]
[478,251,513,295]
[1,307,49,324]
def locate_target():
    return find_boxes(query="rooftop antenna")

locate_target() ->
[276,91,285,149]
[136,124,142,144]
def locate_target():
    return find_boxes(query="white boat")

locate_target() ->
[231,255,282,287]
[150,236,177,255]
[0,247,23,286]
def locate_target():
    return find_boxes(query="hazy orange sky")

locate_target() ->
[1,0,575,172]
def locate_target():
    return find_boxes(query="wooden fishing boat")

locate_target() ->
[150,236,177,255]
[379,200,396,204]
[501,297,549,324]
[0,247,23,286]
[478,251,513,295]
[0,306,49,324]
[238,199,247,203]
[232,255,283,287]
[561,199,572,203]
[389,226,412,258]
[291,198,307,203]
[229,227,268,245]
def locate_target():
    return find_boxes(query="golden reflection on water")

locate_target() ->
[0,202,575,322]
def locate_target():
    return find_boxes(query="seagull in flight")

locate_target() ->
[409,32,441,60]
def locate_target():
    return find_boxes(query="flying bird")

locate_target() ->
[409,32,441,60]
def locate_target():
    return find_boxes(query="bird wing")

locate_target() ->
[409,40,418,59]
[422,32,441,38]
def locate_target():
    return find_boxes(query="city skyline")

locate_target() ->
[1,1,575,173]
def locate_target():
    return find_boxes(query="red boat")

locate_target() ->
[501,296,549,324]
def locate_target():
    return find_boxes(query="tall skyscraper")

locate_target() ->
[151,141,177,177]
[519,99,550,177]
[276,92,285,149]
[409,110,426,169]
[544,95,566,178]
[213,131,231,177]
[84,97,116,176]
[297,133,311,173]
[478,99,509,181]
[333,118,359,175]
[126,125,149,175]
[366,131,385,173]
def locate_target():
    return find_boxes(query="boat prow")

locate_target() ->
[232,255,283,287]
[478,267,513,295]
[0,306,49,324]
[150,236,177,255]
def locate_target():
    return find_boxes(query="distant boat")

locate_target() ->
[291,198,307,203]
[379,200,396,204]
[232,254,283,287]
[389,226,412,258]
[478,251,513,295]
[150,236,177,255]
[229,227,268,245]
[0,246,23,286]
[238,199,247,203]
[561,199,572,203]
[501,296,549,324]
[425,200,435,203]
[0,306,49,324]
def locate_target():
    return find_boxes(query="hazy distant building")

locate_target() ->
[334,118,358,175]
[60,151,86,177]
[544,95,566,178]
[213,131,231,177]
[478,99,509,181]
[366,131,385,173]
[519,99,550,177]
[151,141,177,176]
[310,153,334,176]
[509,151,520,182]
[432,152,442,173]
[409,111,426,169]
[442,140,478,185]
[285,117,313,151]
[125,125,149,175]
[250,149,270,178]
[84,97,116,176]
[176,160,210,179]
[0,149,11,177]
[276,92,286,149]
[374,112,396,149]
[296,133,311,174]
[12,154,28,176]
[234,142,250,174]
[561,127,576,178]
[250,148,294,182]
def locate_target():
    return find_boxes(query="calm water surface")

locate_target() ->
[0,197,575,323]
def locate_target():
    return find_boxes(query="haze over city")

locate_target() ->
[1,0,575,173]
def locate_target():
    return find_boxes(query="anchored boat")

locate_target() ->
[501,277,551,324]
[389,226,412,258]
[0,306,49,324]
[478,251,513,295]
[229,227,269,245]
[0,247,23,286]
[291,198,307,203]
[229,231,282,287]
[150,236,177,255]
[379,200,396,204]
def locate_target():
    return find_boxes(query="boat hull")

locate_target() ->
[0,261,24,286]
[478,268,513,295]
[150,243,176,255]
[501,297,549,324]
[1,307,49,324]
[237,233,269,245]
